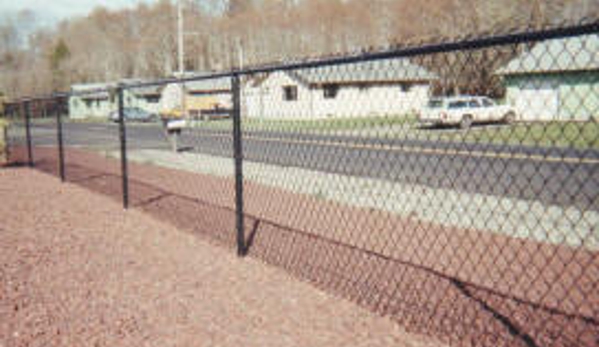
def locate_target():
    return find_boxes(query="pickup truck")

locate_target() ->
[419,96,517,129]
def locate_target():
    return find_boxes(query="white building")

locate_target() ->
[69,83,114,119]
[160,74,231,118]
[496,34,599,121]
[121,81,163,115]
[243,59,436,119]
[69,80,162,119]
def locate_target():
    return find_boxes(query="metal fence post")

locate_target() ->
[55,98,66,182]
[117,85,129,209]
[24,101,33,167]
[232,73,245,256]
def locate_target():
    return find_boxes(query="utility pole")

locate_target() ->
[237,38,244,70]
[177,0,187,127]
[163,0,186,153]
[177,0,184,76]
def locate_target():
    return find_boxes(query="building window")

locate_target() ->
[283,85,298,101]
[323,84,339,99]
[145,96,160,104]
[400,83,412,93]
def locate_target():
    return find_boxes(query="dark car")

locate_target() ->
[109,107,158,123]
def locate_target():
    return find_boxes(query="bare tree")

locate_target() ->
[0,0,595,97]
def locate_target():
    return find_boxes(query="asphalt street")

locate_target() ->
[21,121,599,210]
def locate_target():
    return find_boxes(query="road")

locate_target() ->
[20,121,599,210]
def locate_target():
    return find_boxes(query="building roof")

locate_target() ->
[287,58,437,86]
[111,78,162,97]
[496,34,599,75]
[185,78,231,92]
[71,83,113,100]
[71,79,165,99]
[71,82,113,90]
[130,85,163,97]
[166,72,231,92]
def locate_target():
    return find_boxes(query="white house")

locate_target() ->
[69,80,163,119]
[243,58,436,119]
[69,83,114,119]
[496,34,599,121]
[122,81,163,115]
[160,73,231,118]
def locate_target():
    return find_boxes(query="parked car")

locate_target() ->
[419,96,517,129]
[109,107,158,123]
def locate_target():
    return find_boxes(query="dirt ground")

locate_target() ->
[0,168,442,347]
[5,146,599,347]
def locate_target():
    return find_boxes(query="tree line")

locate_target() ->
[0,0,596,98]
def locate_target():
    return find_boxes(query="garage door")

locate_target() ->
[516,81,559,121]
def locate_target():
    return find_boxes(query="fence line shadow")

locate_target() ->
[241,211,598,347]
[22,146,599,347]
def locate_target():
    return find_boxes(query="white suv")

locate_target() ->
[419,96,517,129]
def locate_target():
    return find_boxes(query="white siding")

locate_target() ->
[160,84,182,113]
[244,72,314,119]
[126,94,161,114]
[506,78,560,121]
[244,72,430,119]
[311,84,429,118]
[68,97,114,119]
[68,92,160,120]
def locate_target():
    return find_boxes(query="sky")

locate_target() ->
[1,0,156,27]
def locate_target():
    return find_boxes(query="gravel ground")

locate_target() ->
[8,146,599,347]
[0,168,442,347]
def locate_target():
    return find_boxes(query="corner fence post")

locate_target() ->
[55,98,66,182]
[24,101,33,167]
[232,73,245,256]
[117,85,129,209]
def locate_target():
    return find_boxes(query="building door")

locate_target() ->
[516,79,559,121]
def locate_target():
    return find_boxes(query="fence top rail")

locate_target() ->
[9,21,599,104]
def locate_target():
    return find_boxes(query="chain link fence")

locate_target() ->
[2,24,598,347]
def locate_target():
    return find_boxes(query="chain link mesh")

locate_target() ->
[3,28,598,347]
